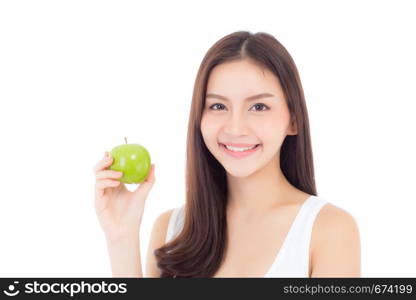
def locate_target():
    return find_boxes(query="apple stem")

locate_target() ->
[124,137,128,144]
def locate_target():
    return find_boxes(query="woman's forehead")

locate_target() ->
[207,60,283,98]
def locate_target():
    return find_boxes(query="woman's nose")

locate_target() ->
[223,113,248,135]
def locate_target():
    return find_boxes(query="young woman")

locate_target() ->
[93,31,361,278]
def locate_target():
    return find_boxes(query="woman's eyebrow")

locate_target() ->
[205,92,276,101]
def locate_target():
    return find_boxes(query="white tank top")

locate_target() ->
[165,195,329,277]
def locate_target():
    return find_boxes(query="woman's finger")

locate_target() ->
[96,170,123,180]
[93,152,113,174]
[133,164,155,197]
[95,178,121,191]
[145,164,155,183]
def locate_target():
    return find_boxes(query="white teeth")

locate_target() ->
[224,144,257,152]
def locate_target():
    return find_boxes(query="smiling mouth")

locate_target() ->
[220,143,260,149]
[218,143,262,156]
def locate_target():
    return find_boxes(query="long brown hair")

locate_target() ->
[154,30,317,277]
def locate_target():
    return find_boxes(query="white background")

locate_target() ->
[0,0,415,277]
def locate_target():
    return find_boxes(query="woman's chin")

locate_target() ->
[223,167,259,179]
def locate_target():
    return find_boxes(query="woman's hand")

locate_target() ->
[93,151,155,243]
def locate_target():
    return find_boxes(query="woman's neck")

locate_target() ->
[226,161,300,220]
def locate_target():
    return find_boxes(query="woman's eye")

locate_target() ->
[208,103,270,111]
[250,103,270,111]
[209,103,225,110]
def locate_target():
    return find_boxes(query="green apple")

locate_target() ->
[108,139,151,184]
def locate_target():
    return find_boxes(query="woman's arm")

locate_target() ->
[106,233,142,277]
[310,204,361,277]
[105,209,173,278]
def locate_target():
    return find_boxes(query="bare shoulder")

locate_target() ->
[149,208,175,244]
[155,208,175,230]
[315,203,360,232]
[310,203,361,277]
[145,208,175,277]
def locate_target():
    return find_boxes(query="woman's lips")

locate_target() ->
[220,142,259,147]
[219,143,261,158]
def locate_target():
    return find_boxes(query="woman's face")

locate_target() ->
[201,59,297,178]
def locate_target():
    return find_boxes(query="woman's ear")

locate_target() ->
[287,115,298,136]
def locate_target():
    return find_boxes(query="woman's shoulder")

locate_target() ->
[150,208,176,243]
[155,204,185,223]
[155,208,176,225]
[310,200,361,276]
[314,201,359,233]
[153,204,185,244]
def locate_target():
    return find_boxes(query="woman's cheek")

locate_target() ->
[203,114,220,131]
[201,115,217,144]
